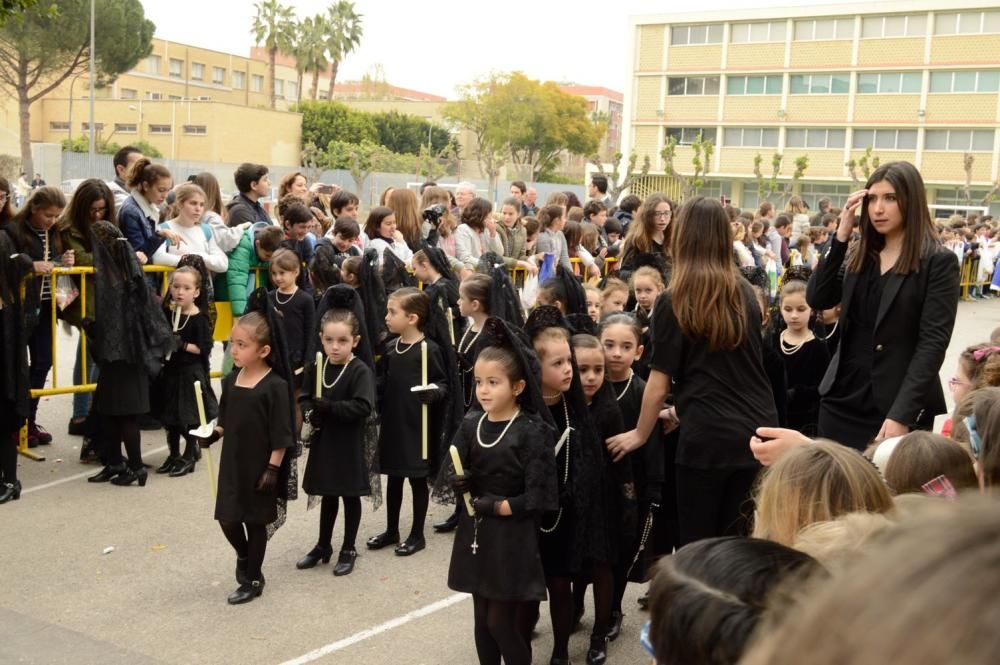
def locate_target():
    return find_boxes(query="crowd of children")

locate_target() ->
[2,157,1000,665]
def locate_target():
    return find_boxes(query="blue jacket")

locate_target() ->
[119,194,164,258]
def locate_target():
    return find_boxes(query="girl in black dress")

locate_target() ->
[446,318,558,665]
[629,267,665,381]
[367,288,449,557]
[297,286,378,577]
[775,279,829,436]
[156,266,218,477]
[0,234,33,504]
[266,248,315,433]
[198,310,296,604]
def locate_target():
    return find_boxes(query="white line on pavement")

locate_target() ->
[278,592,470,665]
[21,445,169,494]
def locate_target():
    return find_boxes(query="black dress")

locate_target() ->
[301,358,374,497]
[819,266,890,449]
[779,335,830,436]
[215,370,295,524]
[94,362,149,417]
[457,326,490,412]
[155,311,218,428]
[588,384,637,568]
[448,412,557,602]
[376,337,448,478]
[269,288,315,386]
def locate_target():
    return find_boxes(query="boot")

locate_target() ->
[296,545,333,570]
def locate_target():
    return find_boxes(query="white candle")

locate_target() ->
[421,340,428,460]
[446,307,456,346]
[194,380,207,427]
[449,445,475,517]
[315,351,323,396]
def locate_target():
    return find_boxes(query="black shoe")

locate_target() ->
[88,464,126,483]
[137,415,162,431]
[394,537,426,557]
[433,512,460,533]
[637,591,649,610]
[30,424,52,445]
[168,457,196,477]
[110,467,148,487]
[333,549,357,576]
[79,438,99,463]
[607,610,623,642]
[236,557,249,585]
[156,456,181,474]
[296,545,333,569]
[227,579,264,605]
[0,480,21,504]
[366,531,400,550]
[68,418,88,436]
[586,635,608,665]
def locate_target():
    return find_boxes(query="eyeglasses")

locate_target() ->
[654,210,672,219]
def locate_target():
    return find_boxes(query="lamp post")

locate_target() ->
[127,102,143,142]
[87,0,96,173]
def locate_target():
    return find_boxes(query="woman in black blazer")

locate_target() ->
[807,161,959,450]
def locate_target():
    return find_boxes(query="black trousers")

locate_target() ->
[675,465,760,547]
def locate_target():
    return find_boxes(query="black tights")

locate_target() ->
[385,476,428,541]
[547,576,574,660]
[103,416,142,469]
[219,521,268,581]
[570,565,615,641]
[0,430,17,483]
[319,496,362,552]
[166,427,198,460]
[472,595,533,665]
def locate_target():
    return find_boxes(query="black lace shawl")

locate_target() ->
[555,265,596,335]
[359,248,389,354]
[476,251,524,328]
[90,221,173,376]
[423,280,465,480]
[172,253,215,351]
[0,232,33,421]
[382,247,417,293]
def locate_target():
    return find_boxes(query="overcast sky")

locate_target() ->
[142,0,853,99]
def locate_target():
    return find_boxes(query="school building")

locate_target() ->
[623,0,1000,216]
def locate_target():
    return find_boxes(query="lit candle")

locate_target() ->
[421,340,428,460]
[450,445,474,517]
[194,380,207,427]
[315,351,323,396]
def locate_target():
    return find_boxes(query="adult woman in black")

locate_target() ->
[617,193,673,284]
[807,161,959,450]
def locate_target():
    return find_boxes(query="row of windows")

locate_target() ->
[669,10,1000,45]
[665,126,996,151]
[144,55,266,92]
[665,70,1000,96]
[49,121,208,136]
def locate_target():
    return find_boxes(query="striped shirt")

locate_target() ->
[33,226,51,301]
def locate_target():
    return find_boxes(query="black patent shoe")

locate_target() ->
[236,557,249,585]
[366,531,400,550]
[333,549,357,576]
[156,456,180,474]
[0,480,22,504]
[227,579,264,605]
[586,635,608,665]
[607,610,623,642]
[296,545,333,569]
[110,467,148,487]
[432,512,460,533]
[394,537,426,557]
[88,464,126,483]
[168,457,196,477]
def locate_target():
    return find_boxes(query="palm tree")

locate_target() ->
[252,0,296,110]
[325,1,363,99]
[296,15,330,101]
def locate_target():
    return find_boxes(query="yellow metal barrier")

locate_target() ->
[959,254,991,301]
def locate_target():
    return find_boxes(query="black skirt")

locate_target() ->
[155,362,218,429]
[94,361,149,417]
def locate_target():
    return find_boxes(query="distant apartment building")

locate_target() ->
[623,0,1000,215]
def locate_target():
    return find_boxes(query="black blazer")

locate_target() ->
[807,237,960,425]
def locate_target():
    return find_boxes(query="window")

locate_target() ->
[935,11,1000,35]
[731,21,787,43]
[145,91,162,100]
[857,72,922,94]
[287,81,298,99]
[183,125,207,135]
[665,127,718,145]
[119,88,138,100]
[668,76,721,95]
[799,183,851,210]
[274,79,284,96]
[168,94,183,100]
[169,58,183,79]
[232,71,246,89]
[212,67,225,85]
[852,129,917,150]
[251,74,264,92]
[670,23,724,45]
[794,18,854,40]
[723,127,779,147]
[81,122,105,131]
[862,14,927,38]
[786,128,846,149]
[925,129,995,151]
[196,95,211,101]
[145,55,161,75]
[727,75,783,95]
[930,70,1000,93]
[789,73,850,94]
[114,123,137,134]
[49,121,70,131]
[149,124,171,135]
[190,63,204,81]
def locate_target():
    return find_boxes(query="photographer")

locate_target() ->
[420,186,467,274]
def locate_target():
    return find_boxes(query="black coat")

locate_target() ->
[806,237,960,425]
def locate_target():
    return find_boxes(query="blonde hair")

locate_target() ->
[630,265,665,291]
[601,277,629,302]
[791,511,897,570]
[752,440,894,546]
[173,183,206,208]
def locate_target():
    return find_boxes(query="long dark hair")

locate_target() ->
[0,177,14,227]
[848,161,938,275]
[59,179,116,252]
[7,186,66,255]
[623,192,673,256]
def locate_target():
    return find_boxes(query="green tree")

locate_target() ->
[845,146,880,188]
[323,139,388,193]
[0,0,154,177]
[325,0,362,97]
[296,100,377,148]
[371,110,452,155]
[444,76,509,197]
[754,153,809,205]
[62,134,160,157]
[660,132,715,199]
[589,151,651,202]
[1,0,46,26]
[252,0,295,110]
[296,14,329,101]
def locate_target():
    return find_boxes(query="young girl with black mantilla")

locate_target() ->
[368,287,449,557]
[630,266,665,381]
[297,286,378,577]
[776,277,829,436]
[155,266,218,477]
[198,310,296,604]
[446,318,558,665]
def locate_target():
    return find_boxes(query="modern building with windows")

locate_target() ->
[623,0,1000,215]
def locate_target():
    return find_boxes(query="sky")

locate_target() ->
[142,0,858,99]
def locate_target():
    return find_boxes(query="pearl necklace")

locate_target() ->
[321,355,354,390]
[780,329,812,356]
[822,320,839,341]
[476,409,520,448]
[614,371,634,402]
[541,396,571,534]
[395,336,424,354]
[458,326,482,357]
[274,288,297,305]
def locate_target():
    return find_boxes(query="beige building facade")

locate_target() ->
[624,0,1000,213]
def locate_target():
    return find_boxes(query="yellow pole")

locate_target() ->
[80,272,88,385]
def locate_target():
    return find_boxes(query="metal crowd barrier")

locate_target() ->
[959,254,992,301]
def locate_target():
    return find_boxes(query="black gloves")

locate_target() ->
[198,429,222,448]
[173,334,184,353]
[472,496,500,517]
[255,463,281,495]
[451,472,474,496]
[415,387,441,405]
